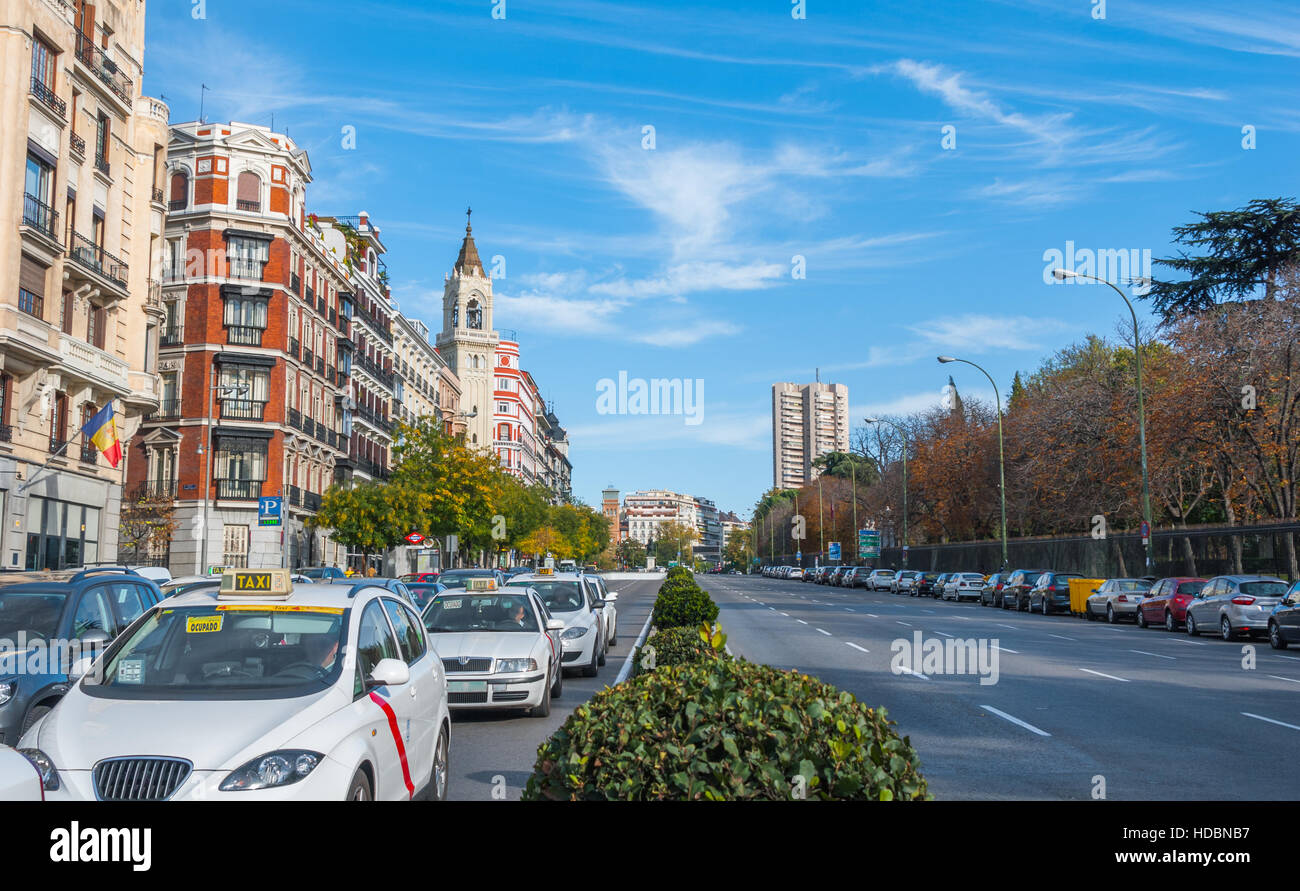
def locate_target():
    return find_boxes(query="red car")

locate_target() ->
[401,571,441,584]
[1136,576,1207,631]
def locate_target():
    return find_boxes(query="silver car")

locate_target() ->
[864,569,895,591]
[890,570,919,594]
[1085,578,1153,623]
[1185,575,1290,640]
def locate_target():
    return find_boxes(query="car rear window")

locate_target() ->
[1240,581,1288,597]
[1175,581,1206,596]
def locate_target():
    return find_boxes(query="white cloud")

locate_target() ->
[907,313,1075,351]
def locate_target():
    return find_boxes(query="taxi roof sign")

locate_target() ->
[536,567,554,576]
[219,568,293,598]
[466,577,497,592]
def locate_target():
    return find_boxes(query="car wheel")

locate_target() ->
[582,643,599,677]
[609,620,617,646]
[1269,621,1288,650]
[1136,609,1147,628]
[346,768,373,801]
[597,640,606,667]
[1085,604,1095,621]
[1107,604,1117,624]
[425,726,450,800]
[1186,613,1199,636]
[551,661,564,698]
[531,672,552,717]
[1220,616,1234,642]
[1165,611,1175,633]
[1042,600,1051,616]
[21,704,52,736]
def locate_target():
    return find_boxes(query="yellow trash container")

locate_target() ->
[1069,578,1106,616]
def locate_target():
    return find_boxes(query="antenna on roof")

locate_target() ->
[199,83,209,123]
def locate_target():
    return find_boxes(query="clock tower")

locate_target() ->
[435,209,498,451]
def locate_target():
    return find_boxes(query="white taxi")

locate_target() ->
[18,569,450,801]
[506,571,604,677]
[585,574,620,647]
[421,578,565,716]
[3,744,45,800]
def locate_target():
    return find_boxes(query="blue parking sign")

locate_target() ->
[829,542,841,561]
[258,497,282,527]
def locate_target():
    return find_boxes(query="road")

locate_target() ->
[694,574,1300,800]
[444,575,660,801]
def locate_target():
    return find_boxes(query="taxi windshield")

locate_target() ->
[0,590,67,642]
[85,605,348,700]
[507,580,584,612]
[437,570,496,589]
[423,593,538,633]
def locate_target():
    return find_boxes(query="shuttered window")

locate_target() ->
[19,255,47,318]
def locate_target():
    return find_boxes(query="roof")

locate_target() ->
[164,581,400,611]
[454,218,485,277]
[507,573,585,583]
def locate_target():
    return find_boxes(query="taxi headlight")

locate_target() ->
[560,627,588,640]
[219,750,323,792]
[0,679,17,707]
[18,748,59,791]
[495,658,537,673]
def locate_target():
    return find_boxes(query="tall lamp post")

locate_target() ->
[1052,268,1155,574]
[937,356,1008,571]
[864,416,909,568]
[199,367,250,575]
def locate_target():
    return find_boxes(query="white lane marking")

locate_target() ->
[921,609,935,614]
[1048,634,1077,641]
[993,645,1018,654]
[779,612,789,617]
[1242,712,1300,731]
[1079,668,1130,682]
[935,631,954,638]
[867,613,879,618]
[896,666,930,680]
[845,608,855,613]
[797,619,809,625]
[1267,675,1300,685]
[897,621,913,627]
[1130,649,1176,660]
[996,624,1016,630]
[845,642,869,654]
[1169,638,1206,646]
[768,606,776,611]
[1271,654,1300,661]
[980,705,1051,737]
[816,628,832,636]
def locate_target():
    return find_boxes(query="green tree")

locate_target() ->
[310,481,416,567]
[615,537,647,569]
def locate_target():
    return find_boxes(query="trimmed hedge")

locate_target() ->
[634,623,726,677]
[651,582,719,629]
[522,658,930,801]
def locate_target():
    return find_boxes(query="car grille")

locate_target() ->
[561,651,583,663]
[493,690,529,702]
[93,757,192,801]
[448,691,489,704]
[442,657,492,673]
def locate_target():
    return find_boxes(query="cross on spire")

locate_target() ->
[466,206,472,233]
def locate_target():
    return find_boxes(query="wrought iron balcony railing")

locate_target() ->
[22,194,58,241]
[69,230,128,287]
[75,33,133,104]
[30,76,66,118]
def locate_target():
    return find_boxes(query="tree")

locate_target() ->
[1145,198,1300,320]
[118,488,178,566]
[722,528,752,570]
[310,481,415,567]
[616,537,647,569]
[518,525,571,559]
[656,520,697,564]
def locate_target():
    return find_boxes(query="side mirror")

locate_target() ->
[605,592,619,602]
[1090,589,1099,595]
[69,655,96,680]
[366,658,410,689]
[79,629,112,647]
[546,618,565,631]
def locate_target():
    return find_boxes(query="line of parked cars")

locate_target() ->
[758,563,1300,646]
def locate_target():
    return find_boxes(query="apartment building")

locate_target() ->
[601,486,620,544]
[492,338,537,482]
[624,489,699,547]
[693,496,722,565]
[392,312,441,428]
[771,380,850,489]
[128,120,351,573]
[2,0,167,569]
[535,405,572,504]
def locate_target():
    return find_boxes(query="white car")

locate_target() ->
[585,575,620,647]
[422,583,565,716]
[865,569,896,591]
[2,745,45,800]
[505,572,604,677]
[943,573,986,602]
[19,569,450,801]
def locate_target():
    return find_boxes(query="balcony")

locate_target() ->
[58,333,130,393]
[288,485,301,508]
[79,442,99,464]
[236,199,261,213]
[93,154,110,177]
[49,437,68,455]
[169,199,187,212]
[30,76,66,119]
[149,398,181,419]
[304,492,321,512]
[0,426,12,444]
[287,336,299,360]
[221,399,267,421]
[305,286,314,304]
[290,272,301,296]
[216,479,262,500]
[75,33,134,105]
[316,357,325,376]
[152,187,165,205]
[160,326,183,347]
[227,259,264,281]
[140,479,176,500]
[68,230,128,291]
[302,346,314,367]
[69,133,86,157]
[20,194,60,250]
[225,326,264,347]
[287,407,303,431]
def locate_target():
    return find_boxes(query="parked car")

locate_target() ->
[1267,580,1300,649]
[943,573,986,602]
[1029,572,1083,615]
[890,570,919,594]
[1001,569,1049,610]
[1084,578,1155,623]
[1136,577,1207,630]
[406,581,449,610]
[912,572,942,597]
[437,569,506,590]
[863,569,895,591]
[931,573,952,600]
[401,572,441,584]
[300,566,349,581]
[0,568,163,745]
[980,573,1008,607]
[1186,575,1290,640]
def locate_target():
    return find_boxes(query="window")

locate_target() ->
[19,254,47,319]
[24,498,99,570]
[0,374,11,432]
[214,436,268,500]
[222,524,250,568]
[466,299,482,329]
[382,599,425,664]
[87,301,106,348]
[357,601,401,679]
[236,171,260,212]
[73,589,116,639]
[225,234,270,279]
[219,364,270,419]
[95,112,109,167]
[222,294,268,329]
[106,583,147,627]
[50,391,68,447]
[169,171,188,211]
[31,36,56,92]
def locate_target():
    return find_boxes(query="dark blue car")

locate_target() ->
[0,567,163,744]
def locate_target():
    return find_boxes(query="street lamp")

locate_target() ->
[1052,268,1155,574]
[199,367,250,574]
[864,416,909,568]
[937,356,1008,570]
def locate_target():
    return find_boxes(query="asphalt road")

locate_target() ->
[444,575,660,801]
[695,574,1300,800]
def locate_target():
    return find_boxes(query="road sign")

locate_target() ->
[858,529,881,559]
[258,497,282,527]
[829,542,841,561]
[446,534,458,554]
[1140,521,1151,545]
[404,532,425,546]
[796,551,802,561]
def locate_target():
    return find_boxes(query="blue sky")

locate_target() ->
[144,0,1300,518]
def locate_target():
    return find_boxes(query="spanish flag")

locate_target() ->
[81,403,122,468]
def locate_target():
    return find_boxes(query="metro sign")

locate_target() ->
[404,532,426,545]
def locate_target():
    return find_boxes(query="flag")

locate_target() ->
[81,403,122,468]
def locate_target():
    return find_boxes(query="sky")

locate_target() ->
[144,0,1300,518]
